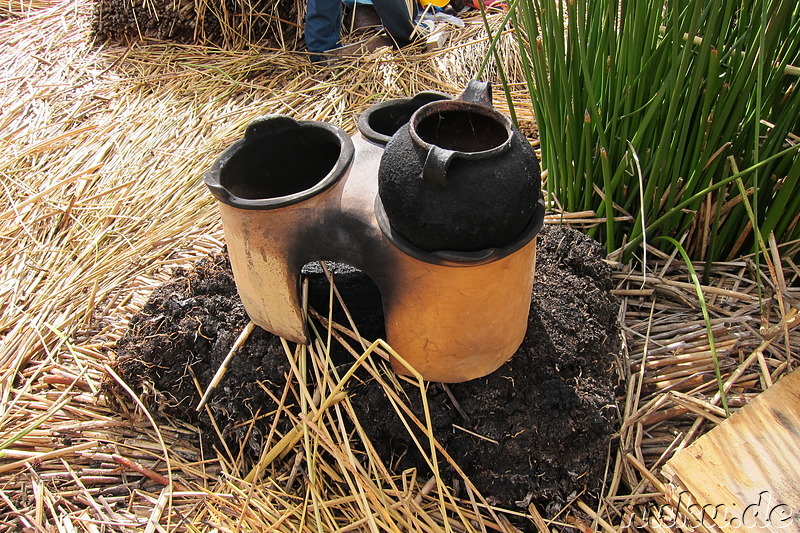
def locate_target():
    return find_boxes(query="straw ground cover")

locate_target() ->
[93,0,307,48]
[1,0,799,531]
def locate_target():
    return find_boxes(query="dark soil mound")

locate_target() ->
[349,226,622,514]
[113,225,621,524]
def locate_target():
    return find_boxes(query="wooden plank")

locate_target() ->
[664,369,800,532]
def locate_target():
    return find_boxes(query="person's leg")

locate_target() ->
[372,0,415,47]
[305,0,343,59]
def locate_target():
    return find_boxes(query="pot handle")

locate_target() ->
[458,80,492,108]
[423,145,455,188]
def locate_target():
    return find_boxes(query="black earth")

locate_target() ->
[113,225,622,528]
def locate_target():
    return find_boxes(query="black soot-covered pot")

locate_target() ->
[377,80,542,253]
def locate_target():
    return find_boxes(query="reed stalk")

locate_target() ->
[495,0,800,262]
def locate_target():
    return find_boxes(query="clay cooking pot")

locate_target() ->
[358,91,450,145]
[378,81,541,252]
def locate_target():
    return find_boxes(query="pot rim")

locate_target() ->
[374,195,546,266]
[357,91,450,146]
[205,115,354,210]
[408,100,514,161]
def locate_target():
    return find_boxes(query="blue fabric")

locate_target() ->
[305,0,343,55]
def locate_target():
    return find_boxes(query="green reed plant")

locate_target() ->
[492,0,800,261]
[660,236,730,416]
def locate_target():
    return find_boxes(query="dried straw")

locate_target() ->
[1,0,798,531]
